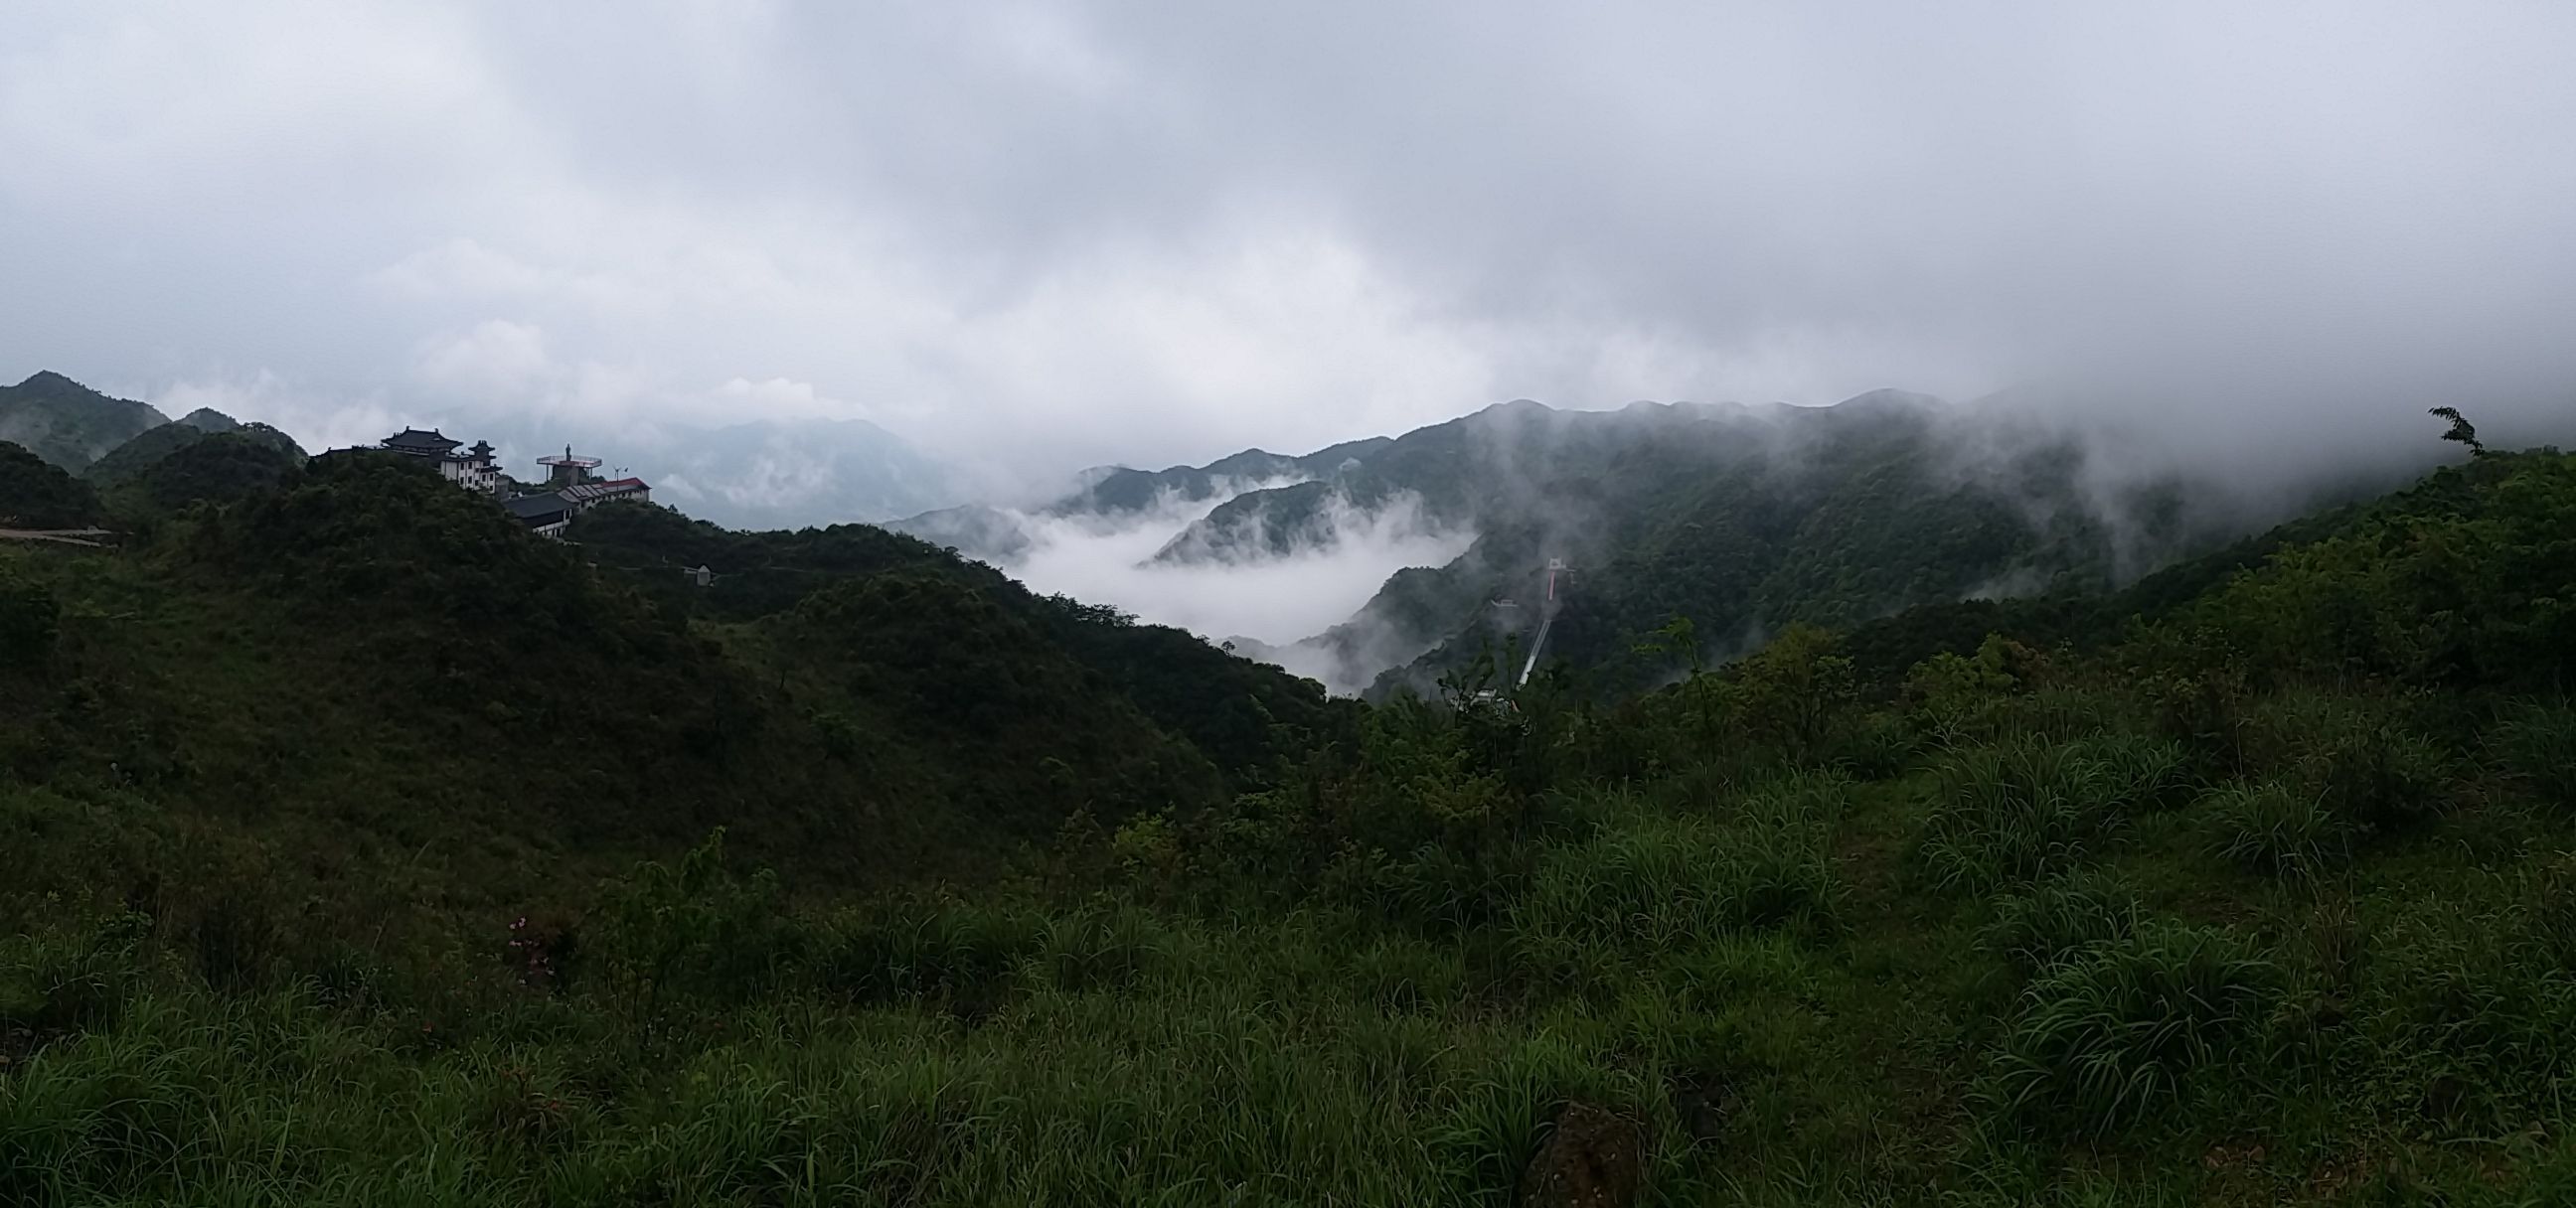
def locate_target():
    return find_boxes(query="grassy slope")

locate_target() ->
[3,450,2574,1204]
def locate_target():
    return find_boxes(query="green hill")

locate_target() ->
[120,431,309,517]
[0,371,168,474]
[83,414,302,494]
[77,422,210,489]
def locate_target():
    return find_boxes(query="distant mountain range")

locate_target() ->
[888,389,2432,694]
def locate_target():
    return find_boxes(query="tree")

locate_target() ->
[2428,406,2485,457]
[1728,623,1858,757]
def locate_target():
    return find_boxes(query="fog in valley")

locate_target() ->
[977,483,1475,661]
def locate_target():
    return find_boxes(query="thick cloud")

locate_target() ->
[5,2,2573,485]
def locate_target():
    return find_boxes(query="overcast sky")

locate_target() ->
[5,2,2573,485]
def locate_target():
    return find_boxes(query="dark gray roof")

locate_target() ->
[504,493,570,525]
[383,428,461,455]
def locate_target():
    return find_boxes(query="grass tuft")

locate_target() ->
[1918,736,2183,892]
[2204,782,2349,879]
[1981,871,2146,980]
[1991,921,2278,1137]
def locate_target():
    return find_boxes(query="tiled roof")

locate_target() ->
[383,428,461,454]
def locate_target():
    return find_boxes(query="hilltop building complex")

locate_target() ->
[375,430,648,539]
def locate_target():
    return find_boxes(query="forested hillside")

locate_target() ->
[1257,392,2256,694]
[3,405,2574,1202]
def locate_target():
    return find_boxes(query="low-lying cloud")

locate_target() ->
[995,484,1475,665]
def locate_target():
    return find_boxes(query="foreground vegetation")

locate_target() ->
[3,442,2574,1204]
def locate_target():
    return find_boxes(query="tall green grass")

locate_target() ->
[12,678,2576,1201]
[1917,736,2189,892]
[1980,871,2145,980]
[2496,700,2576,808]
[2203,782,2350,879]
[1990,921,2279,1137]
[1512,775,1847,963]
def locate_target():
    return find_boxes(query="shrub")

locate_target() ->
[2141,667,2252,771]
[2310,725,2452,831]
[1902,640,2019,748]
[2204,782,2349,879]
[1992,921,2278,1136]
